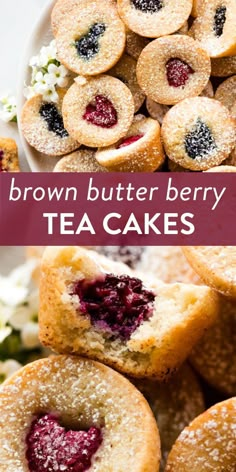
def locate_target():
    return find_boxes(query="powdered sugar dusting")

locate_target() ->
[166,397,236,471]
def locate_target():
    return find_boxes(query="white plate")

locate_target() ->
[17,0,62,172]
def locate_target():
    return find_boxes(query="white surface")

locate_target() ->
[0,0,50,171]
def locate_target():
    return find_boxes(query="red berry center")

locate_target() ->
[166,58,194,88]
[118,134,144,149]
[26,414,102,472]
[83,95,118,128]
[73,274,155,340]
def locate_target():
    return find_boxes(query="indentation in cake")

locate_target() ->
[39,103,69,138]
[185,118,217,159]
[26,413,102,472]
[131,0,163,14]
[75,23,106,61]
[73,274,155,340]
[213,6,227,37]
[166,58,194,88]
[83,95,118,128]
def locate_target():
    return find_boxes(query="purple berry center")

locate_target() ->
[40,103,69,138]
[131,0,163,14]
[166,58,194,88]
[83,95,118,128]
[213,6,226,37]
[75,23,106,60]
[73,274,155,340]
[26,414,102,472]
[0,150,6,172]
[118,134,144,149]
[185,118,217,159]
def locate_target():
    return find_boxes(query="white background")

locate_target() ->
[0,0,49,170]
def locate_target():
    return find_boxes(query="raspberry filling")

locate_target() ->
[73,274,155,340]
[118,134,144,149]
[166,58,194,88]
[83,95,118,128]
[131,0,163,13]
[75,23,106,60]
[185,118,217,159]
[0,150,6,172]
[39,103,69,138]
[213,6,227,37]
[26,413,102,472]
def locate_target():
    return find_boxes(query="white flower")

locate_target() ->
[21,322,40,349]
[10,289,39,330]
[23,85,36,100]
[38,40,58,67]
[44,64,69,88]
[29,55,40,68]
[0,259,37,309]
[0,325,12,343]
[0,359,22,383]
[42,85,59,103]
[0,93,17,123]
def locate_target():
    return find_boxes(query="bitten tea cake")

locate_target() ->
[39,246,219,380]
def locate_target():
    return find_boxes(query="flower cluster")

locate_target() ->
[24,39,70,103]
[0,93,17,123]
[0,258,43,383]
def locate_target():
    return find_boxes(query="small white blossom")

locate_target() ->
[24,40,69,102]
[23,85,36,100]
[0,326,12,343]
[21,322,40,349]
[44,64,69,88]
[10,290,38,330]
[0,93,17,123]
[29,55,40,68]
[0,359,22,383]
[42,85,59,103]
[38,40,58,67]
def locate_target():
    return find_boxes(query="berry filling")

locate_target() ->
[131,0,163,14]
[83,95,117,128]
[166,58,194,88]
[73,274,155,340]
[185,118,217,160]
[39,103,69,138]
[0,150,6,172]
[98,246,144,269]
[118,134,144,149]
[75,23,106,60]
[213,6,227,37]
[26,413,102,472]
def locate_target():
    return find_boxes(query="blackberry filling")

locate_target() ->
[83,95,118,128]
[97,246,144,269]
[185,118,217,160]
[74,274,155,340]
[26,413,102,472]
[118,134,144,148]
[0,150,6,172]
[166,58,194,88]
[75,23,106,61]
[131,0,163,14]
[39,103,69,138]
[213,6,227,37]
